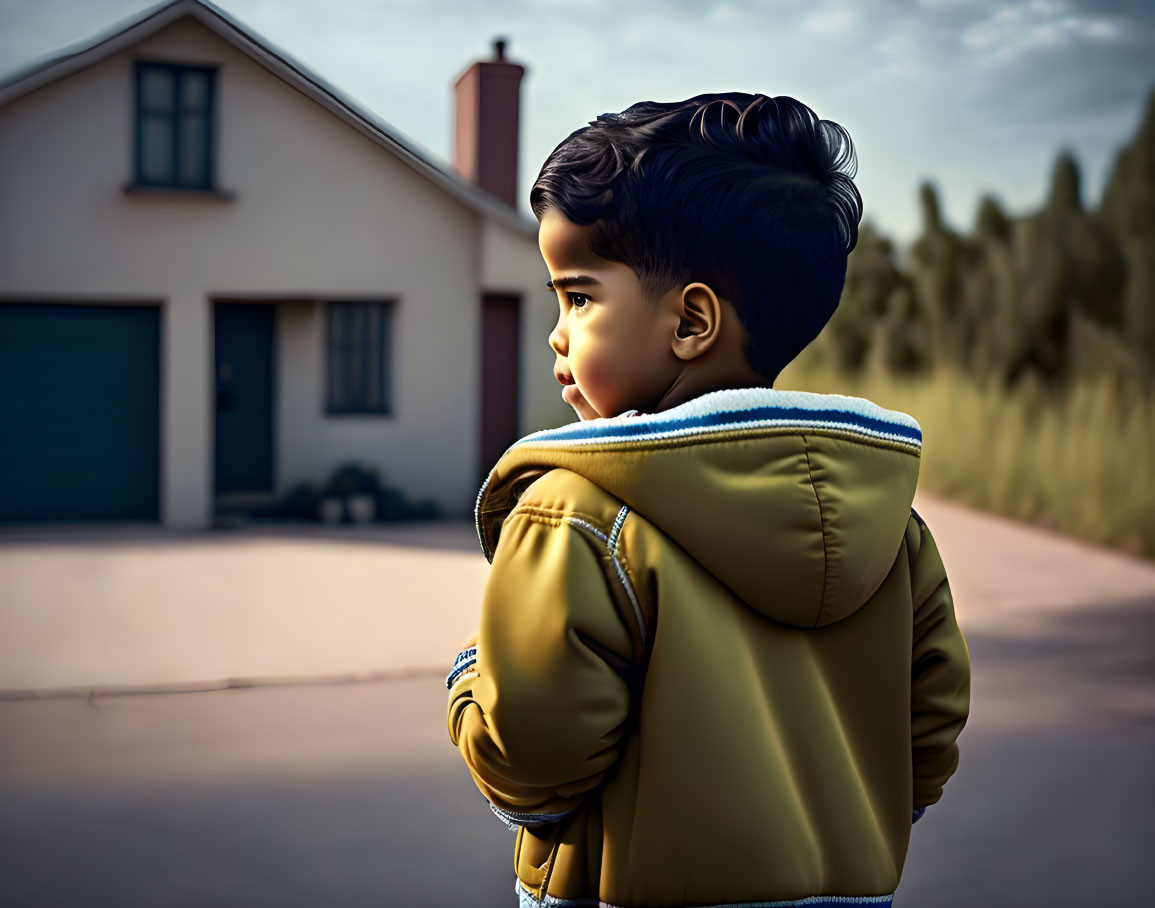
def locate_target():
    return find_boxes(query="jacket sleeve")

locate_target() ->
[446,506,636,829]
[908,509,971,813]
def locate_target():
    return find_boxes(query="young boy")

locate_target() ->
[446,92,971,908]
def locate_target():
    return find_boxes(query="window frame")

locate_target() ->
[324,300,395,417]
[132,59,218,191]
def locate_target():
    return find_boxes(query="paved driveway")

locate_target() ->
[0,521,487,692]
[1,496,1153,906]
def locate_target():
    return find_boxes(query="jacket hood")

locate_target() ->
[475,387,922,629]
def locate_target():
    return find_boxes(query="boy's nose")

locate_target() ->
[548,318,567,357]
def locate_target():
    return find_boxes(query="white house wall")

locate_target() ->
[0,16,494,525]
[479,218,573,437]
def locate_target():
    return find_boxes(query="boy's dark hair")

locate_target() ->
[530,93,862,383]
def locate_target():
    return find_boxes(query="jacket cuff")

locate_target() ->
[489,802,575,832]
[446,644,478,690]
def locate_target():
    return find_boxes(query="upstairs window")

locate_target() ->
[133,61,217,190]
[326,301,394,416]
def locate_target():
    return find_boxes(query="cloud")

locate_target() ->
[962,0,1128,60]
[874,30,921,78]
[705,2,743,25]
[799,1,859,37]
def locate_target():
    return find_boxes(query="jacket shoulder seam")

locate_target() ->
[602,507,647,648]
[510,503,610,537]
[512,468,622,510]
[500,503,649,657]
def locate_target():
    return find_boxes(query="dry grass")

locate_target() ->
[778,354,1155,562]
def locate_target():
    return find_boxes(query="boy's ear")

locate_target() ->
[671,283,722,361]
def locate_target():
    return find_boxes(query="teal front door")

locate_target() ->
[214,303,275,495]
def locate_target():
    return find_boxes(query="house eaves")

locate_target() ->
[0,0,538,238]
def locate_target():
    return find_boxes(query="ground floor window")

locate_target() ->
[325,300,393,415]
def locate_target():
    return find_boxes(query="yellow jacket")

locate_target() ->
[447,387,971,908]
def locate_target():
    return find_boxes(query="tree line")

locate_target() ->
[818,88,1155,394]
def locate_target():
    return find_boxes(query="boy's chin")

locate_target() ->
[562,384,601,421]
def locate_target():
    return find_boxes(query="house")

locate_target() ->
[0,0,568,529]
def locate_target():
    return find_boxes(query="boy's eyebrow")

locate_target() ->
[546,274,602,292]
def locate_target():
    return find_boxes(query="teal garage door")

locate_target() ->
[0,303,160,522]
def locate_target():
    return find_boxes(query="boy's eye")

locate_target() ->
[568,293,590,309]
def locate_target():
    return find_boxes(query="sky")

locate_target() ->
[1,0,1152,245]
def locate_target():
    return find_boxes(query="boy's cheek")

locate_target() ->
[572,358,616,417]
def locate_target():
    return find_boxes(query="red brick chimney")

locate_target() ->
[453,37,526,210]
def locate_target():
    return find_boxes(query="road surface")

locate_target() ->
[1,495,1153,906]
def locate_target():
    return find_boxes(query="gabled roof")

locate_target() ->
[0,0,536,236]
